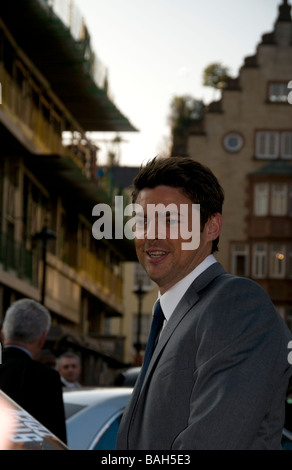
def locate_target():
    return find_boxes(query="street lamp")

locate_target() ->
[33,225,56,305]
[133,279,146,365]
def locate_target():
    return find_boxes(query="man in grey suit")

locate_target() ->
[116,156,292,450]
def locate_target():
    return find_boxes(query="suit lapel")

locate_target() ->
[140,262,226,390]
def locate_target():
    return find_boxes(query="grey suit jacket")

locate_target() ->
[116,263,292,450]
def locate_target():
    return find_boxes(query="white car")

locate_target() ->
[63,387,133,450]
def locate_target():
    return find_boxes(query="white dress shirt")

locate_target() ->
[60,377,81,388]
[157,254,217,325]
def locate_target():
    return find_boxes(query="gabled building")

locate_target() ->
[0,0,137,384]
[186,0,292,327]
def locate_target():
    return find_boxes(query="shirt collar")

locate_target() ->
[61,377,81,388]
[4,344,33,358]
[158,254,217,321]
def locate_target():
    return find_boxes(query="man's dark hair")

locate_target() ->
[132,156,224,252]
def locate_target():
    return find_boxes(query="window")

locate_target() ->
[251,243,292,279]
[270,243,286,278]
[268,83,289,103]
[281,132,292,159]
[256,131,279,158]
[289,186,292,216]
[231,243,249,276]
[254,183,269,215]
[253,182,292,217]
[252,243,267,278]
[255,131,292,159]
[271,183,288,215]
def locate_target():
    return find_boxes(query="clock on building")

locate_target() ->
[223,132,244,153]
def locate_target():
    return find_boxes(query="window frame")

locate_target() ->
[270,183,288,216]
[254,182,269,216]
[255,130,292,160]
[281,132,292,159]
[252,243,268,278]
[269,243,286,278]
[231,243,249,277]
[268,82,289,103]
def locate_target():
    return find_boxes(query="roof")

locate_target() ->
[0,0,137,133]
[110,166,140,189]
[251,160,292,176]
[260,0,292,45]
[277,0,292,22]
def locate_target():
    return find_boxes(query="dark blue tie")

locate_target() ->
[139,300,164,386]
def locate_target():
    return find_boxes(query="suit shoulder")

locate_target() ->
[28,360,61,383]
[215,272,270,298]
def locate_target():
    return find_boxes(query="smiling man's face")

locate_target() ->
[134,185,221,294]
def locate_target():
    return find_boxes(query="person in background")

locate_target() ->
[116,156,292,450]
[56,352,82,388]
[37,349,57,369]
[0,298,67,443]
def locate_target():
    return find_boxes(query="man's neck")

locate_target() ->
[4,341,38,359]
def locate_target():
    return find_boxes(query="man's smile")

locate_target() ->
[146,248,170,263]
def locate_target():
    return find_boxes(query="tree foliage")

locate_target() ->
[168,95,204,136]
[202,62,231,90]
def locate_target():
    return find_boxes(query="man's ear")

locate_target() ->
[207,213,222,241]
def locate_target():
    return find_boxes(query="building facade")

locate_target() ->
[0,0,137,384]
[186,0,292,327]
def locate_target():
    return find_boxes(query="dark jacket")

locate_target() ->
[0,347,67,443]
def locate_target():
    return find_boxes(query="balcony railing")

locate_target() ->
[0,231,123,309]
[0,65,95,175]
[0,231,39,286]
[74,245,123,305]
[39,0,109,92]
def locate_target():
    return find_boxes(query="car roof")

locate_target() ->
[63,386,133,408]
[114,367,141,386]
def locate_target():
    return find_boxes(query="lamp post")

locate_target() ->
[133,279,146,365]
[33,225,56,305]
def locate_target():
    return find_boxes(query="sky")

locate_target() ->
[71,0,282,167]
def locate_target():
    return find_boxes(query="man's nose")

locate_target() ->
[146,217,166,240]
